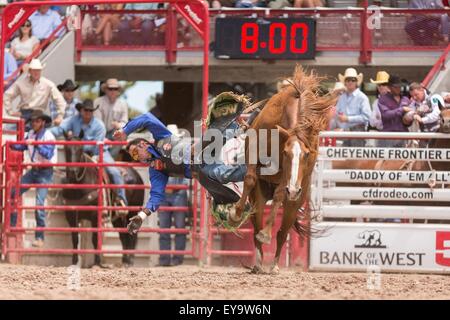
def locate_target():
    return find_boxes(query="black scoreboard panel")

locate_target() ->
[214,17,316,60]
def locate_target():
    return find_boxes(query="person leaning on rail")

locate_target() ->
[10,110,57,248]
[50,99,128,211]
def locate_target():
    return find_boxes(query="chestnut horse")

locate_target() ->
[229,66,336,273]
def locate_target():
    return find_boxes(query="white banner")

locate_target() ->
[323,187,450,202]
[322,169,450,184]
[319,147,450,161]
[310,222,450,273]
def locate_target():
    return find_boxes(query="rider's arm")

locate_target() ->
[84,121,106,155]
[145,168,169,212]
[378,98,403,120]
[122,113,172,141]
[50,117,72,137]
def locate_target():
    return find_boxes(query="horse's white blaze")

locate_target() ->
[289,141,301,192]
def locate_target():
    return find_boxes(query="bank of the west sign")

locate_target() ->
[310,222,450,273]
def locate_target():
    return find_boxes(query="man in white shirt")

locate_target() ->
[10,110,57,248]
[94,78,129,157]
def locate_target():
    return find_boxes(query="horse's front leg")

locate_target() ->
[256,183,285,244]
[251,183,266,274]
[229,164,257,223]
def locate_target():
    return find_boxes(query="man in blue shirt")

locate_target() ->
[50,99,128,208]
[333,68,371,147]
[11,110,56,248]
[29,5,63,41]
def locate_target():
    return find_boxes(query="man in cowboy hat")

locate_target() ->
[333,67,371,147]
[10,109,57,248]
[3,58,66,128]
[49,79,80,122]
[369,71,390,132]
[94,78,129,158]
[50,99,128,209]
[377,75,411,147]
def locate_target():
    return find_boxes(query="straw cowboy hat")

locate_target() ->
[370,71,390,85]
[28,58,45,70]
[100,78,122,92]
[57,79,79,92]
[75,99,99,112]
[28,109,52,125]
[338,68,363,86]
[167,124,185,138]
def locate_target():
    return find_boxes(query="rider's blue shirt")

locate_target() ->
[123,113,191,212]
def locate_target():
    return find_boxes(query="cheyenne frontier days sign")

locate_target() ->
[310,223,450,273]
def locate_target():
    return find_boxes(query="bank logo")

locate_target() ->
[355,230,387,249]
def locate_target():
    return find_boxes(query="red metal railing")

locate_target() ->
[422,43,450,89]
[2,139,201,262]
[75,7,450,64]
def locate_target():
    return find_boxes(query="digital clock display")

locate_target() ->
[214,17,316,60]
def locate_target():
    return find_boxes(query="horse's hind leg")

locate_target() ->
[271,201,298,274]
[71,231,79,265]
[256,184,285,244]
[66,211,79,265]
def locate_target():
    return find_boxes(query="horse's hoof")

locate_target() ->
[270,265,280,275]
[250,265,265,274]
[256,231,271,244]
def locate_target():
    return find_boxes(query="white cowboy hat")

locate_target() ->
[338,68,363,87]
[28,58,45,70]
[167,124,185,138]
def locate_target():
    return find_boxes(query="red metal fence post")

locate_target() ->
[97,143,104,254]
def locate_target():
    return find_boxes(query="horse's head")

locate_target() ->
[277,125,312,201]
[439,105,450,133]
[63,130,85,181]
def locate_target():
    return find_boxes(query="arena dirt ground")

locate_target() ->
[0,263,449,300]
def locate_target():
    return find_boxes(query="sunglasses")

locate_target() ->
[22,24,31,28]
[107,87,119,91]
[82,109,94,113]
[345,78,357,82]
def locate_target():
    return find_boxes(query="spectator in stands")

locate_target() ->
[293,0,323,8]
[3,49,18,85]
[94,78,129,158]
[332,68,371,147]
[49,79,80,121]
[235,0,266,8]
[29,3,63,42]
[405,0,449,46]
[10,110,56,248]
[377,75,411,147]
[158,173,188,266]
[3,59,66,128]
[118,2,159,45]
[404,82,441,133]
[50,99,128,209]
[10,20,40,66]
[369,71,390,131]
[443,92,450,107]
[95,3,124,45]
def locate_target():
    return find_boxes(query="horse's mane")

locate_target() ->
[289,65,337,138]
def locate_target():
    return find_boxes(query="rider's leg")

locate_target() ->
[198,164,240,204]
[158,197,172,266]
[103,150,128,205]
[208,164,247,184]
[172,192,187,265]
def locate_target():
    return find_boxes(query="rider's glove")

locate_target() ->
[127,209,153,235]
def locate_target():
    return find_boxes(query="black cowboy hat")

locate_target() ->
[57,79,79,92]
[28,109,52,125]
[387,75,402,87]
[75,99,98,112]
